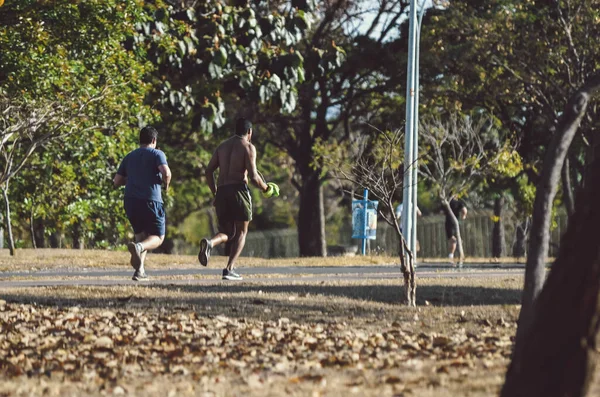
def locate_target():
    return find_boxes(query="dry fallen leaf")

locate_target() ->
[94,336,113,348]
[385,375,402,384]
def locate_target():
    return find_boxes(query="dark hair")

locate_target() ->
[140,126,158,145]
[235,118,252,136]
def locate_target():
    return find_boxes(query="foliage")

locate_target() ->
[140,0,315,129]
[251,1,412,255]
[419,0,600,208]
[419,112,523,201]
[135,1,319,232]
[10,129,136,248]
[0,1,318,246]
[317,128,407,226]
[0,0,157,247]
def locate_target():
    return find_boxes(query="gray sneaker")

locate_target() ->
[132,269,149,281]
[222,269,243,281]
[128,242,143,270]
[198,238,212,267]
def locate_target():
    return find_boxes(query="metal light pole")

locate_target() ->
[403,0,426,262]
[401,0,418,259]
[410,3,426,259]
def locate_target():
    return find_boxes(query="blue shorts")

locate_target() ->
[124,197,165,236]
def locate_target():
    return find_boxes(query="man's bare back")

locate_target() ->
[215,136,252,186]
[205,129,267,198]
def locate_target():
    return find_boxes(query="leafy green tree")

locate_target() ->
[11,129,136,249]
[130,1,316,249]
[419,0,600,221]
[0,0,156,253]
[250,0,410,256]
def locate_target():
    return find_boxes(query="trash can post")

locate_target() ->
[362,189,369,255]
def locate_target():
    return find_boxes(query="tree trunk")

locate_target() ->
[33,218,45,248]
[49,232,60,248]
[492,196,506,257]
[72,222,84,249]
[511,73,600,382]
[398,236,416,306]
[501,151,600,397]
[512,219,529,258]
[29,207,37,249]
[2,186,15,256]
[441,199,464,263]
[298,170,326,257]
[562,156,575,218]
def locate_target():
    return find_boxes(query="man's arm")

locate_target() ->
[246,144,268,192]
[158,164,172,191]
[114,157,127,188]
[205,150,219,197]
[113,174,127,188]
[460,206,468,220]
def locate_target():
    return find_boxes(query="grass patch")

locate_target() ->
[0,249,532,273]
[0,249,400,272]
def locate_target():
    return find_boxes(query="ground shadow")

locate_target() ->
[1,283,522,311]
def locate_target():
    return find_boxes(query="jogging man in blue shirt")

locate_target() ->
[114,126,172,281]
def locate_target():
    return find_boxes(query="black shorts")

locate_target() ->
[124,197,166,236]
[215,183,252,223]
[445,219,458,239]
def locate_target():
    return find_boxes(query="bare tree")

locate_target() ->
[319,128,416,306]
[419,113,520,264]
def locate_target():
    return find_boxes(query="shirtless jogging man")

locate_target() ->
[198,118,279,280]
[114,126,172,281]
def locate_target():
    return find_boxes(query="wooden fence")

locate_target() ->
[176,210,569,259]
[373,210,567,258]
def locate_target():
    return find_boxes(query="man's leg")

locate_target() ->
[137,234,165,252]
[210,220,234,248]
[134,232,148,267]
[128,200,166,279]
[226,221,249,271]
[130,233,165,278]
[199,221,234,266]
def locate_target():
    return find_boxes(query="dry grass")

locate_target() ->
[0,264,524,397]
[0,249,531,273]
[420,257,528,264]
[0,249,401,272]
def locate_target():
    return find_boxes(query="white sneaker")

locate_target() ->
[132,268,149,281]
[198,238,212,267]
[222,269,243,281]
[128,242,144,270]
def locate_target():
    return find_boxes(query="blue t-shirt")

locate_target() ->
[117,147,167,203]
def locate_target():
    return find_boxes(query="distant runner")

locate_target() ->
[114,126,172,281]
[198,118,279,280]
